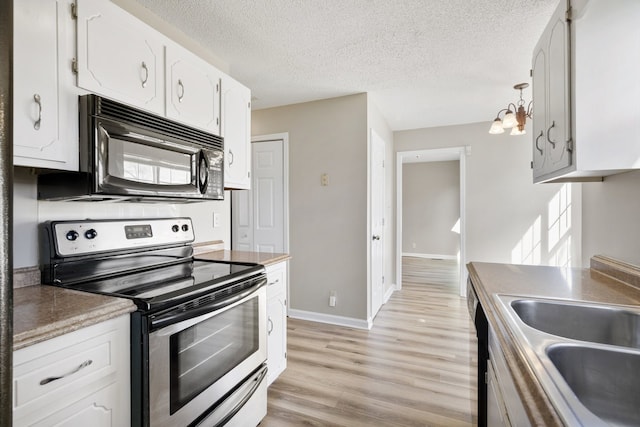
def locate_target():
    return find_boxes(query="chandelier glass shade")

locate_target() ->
[489,83,533,136]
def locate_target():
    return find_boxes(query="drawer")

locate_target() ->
[13,316,129,423]
[266,262,287,297]
[14,340,112,407]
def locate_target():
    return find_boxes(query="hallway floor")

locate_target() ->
[260,257,477,426]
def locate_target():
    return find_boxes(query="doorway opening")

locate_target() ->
[395,147,469,297]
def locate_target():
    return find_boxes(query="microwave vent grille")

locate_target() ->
[93,96,223,150]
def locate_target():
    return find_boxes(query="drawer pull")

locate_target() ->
[39,359,93,386]
[268,279,280,286]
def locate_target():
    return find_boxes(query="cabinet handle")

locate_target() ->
[33,94,42,130]
[535,131,544,155]
[267,317,273,335]
[546,121,556,148]
[268,279,280,286]
[141,62,149,88]
[228,149,234,166]
[178,79,185,103]
[39,359,93,386]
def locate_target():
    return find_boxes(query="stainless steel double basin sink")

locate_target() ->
[495,295,640,426]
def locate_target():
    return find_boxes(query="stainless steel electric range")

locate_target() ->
[40,217,268,427]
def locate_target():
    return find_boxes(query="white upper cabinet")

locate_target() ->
[165,45,221,134]
[76,0,164,115]
[533,0,640,183]
[221,75,252,189]
[532,0,571,179]
[13,0,78,170]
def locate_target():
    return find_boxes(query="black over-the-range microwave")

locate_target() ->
[38,94,224,202]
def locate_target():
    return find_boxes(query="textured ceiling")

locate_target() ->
[135,0,558,131]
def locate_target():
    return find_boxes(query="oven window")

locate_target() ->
[169,297,259,414]
[108,138,192,185]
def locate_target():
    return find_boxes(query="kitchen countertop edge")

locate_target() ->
[14,285,136,351]
[194,249,291,266]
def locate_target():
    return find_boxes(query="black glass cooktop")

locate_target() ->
[59,260,263,311]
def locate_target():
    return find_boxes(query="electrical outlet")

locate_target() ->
[321,173,329,186]
[412,242,416,249]
[213,212,221,228]
[329,290,336,307]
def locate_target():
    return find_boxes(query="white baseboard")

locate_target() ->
[402,252,458,260]
[288,309,371,330]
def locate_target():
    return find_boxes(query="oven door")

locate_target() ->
[147,280,267,427]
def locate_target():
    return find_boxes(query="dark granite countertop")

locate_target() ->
[14,285,135,351]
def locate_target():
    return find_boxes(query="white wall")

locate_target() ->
[13,167,230,269]
[402,161,460,256]
[581,170,640,266]
[252,94,369,321]
[395,122,583,267]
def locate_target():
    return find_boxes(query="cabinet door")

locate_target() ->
[546,3,572,171]
[221,75,251,189]
[266,262,287,386]
[30,383,117,427]
[531,46,547,176]
[267,292,287,386]
[76,0,164,115]
[13,316,130,427]
[13,0,78,170]
[165,45,221,133]
[487,360,511,427]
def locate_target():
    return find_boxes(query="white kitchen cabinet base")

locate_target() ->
[13,315,131,427]
[266,261,288,385]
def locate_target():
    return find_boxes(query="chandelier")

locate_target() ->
[488,83,533,136]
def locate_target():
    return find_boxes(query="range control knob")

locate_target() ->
[172,224,180,233]
[84,228,98,240]
[181,224,189,232]
[65,230,79,241]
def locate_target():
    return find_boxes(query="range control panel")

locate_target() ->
[52,218,195,257]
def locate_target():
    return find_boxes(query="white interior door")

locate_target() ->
[370,131,385,318]
[254,141,284,253]
[232,138,287,254]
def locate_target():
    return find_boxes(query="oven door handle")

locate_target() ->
[149,277,267,330]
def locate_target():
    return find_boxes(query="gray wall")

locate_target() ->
[402,161,460,256]
[582,170,640,266]
[395,122,583,267]
[252,94,370,321]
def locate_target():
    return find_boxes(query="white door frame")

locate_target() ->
[395,146,470,297]
[250,133,290,253]
[368,129,386,322]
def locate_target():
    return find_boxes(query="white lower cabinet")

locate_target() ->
[487,327,530,427]
[13,315,131,427]
[266,261,288,386]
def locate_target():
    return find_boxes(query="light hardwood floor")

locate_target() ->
[260,257,477,426]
